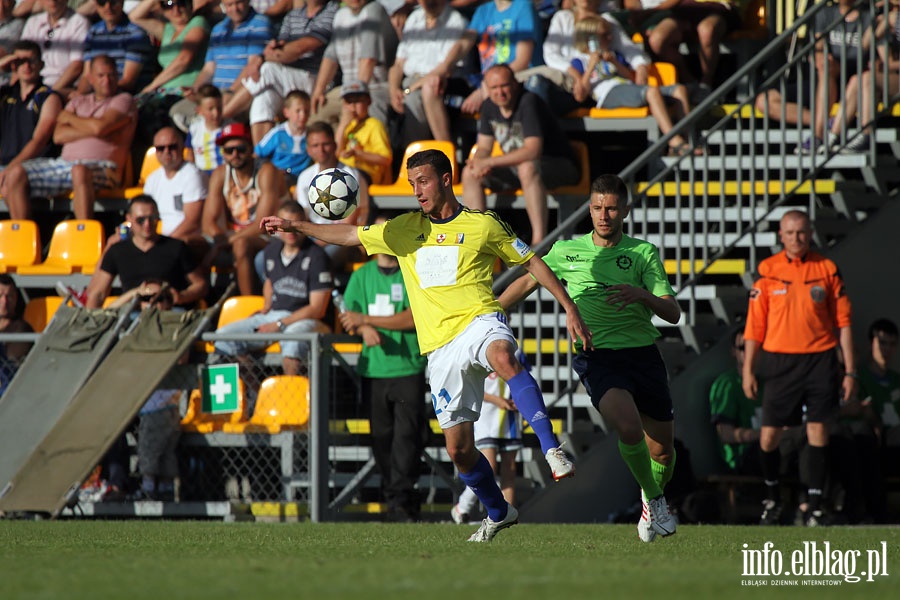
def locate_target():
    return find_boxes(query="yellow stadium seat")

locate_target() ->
[16,220,104,275]
[180,380,248,433]
[124,147,162,200]
[202,295,281,353]
[222,375,309,433]
[369,140,459,197]
[0,219,40,273]
[23,296,64,332]
[102,295,119,308]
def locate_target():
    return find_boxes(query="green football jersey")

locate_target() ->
[543,233,675,350]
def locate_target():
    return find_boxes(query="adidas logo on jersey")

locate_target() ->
[415,234,426,241]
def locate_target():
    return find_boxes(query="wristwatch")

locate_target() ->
[276,320,285,332]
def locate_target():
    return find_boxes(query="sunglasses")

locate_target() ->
[96,0,121,6]
[159,0,187,9]
[222,144,249,155]
[155,143,180,153]
[134,215,159,225]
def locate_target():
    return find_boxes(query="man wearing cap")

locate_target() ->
[202,121,287,295]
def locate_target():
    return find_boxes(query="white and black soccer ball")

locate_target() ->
[307,168,360,221]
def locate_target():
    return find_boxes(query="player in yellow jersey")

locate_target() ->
[262,149,592,542]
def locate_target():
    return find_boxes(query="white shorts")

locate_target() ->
[245,63,317,124]
[427,312,517,429]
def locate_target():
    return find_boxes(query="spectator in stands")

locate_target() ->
[21,0,89,95]
[84,194,209,308]
[130,0,210,107]
[450,0,544,114]
[294,121,369,270]
[309,0,398,126]
[107,280,183,502]
[184,84,230,175]
[742,209,856,527]
[143,125,208,248]
[0,0,26,87]
[670,0,741,88]
[856,318,900,501]
[542,0,628,116]
[387,0,471,144]
[498,174,679,543]
[214,200,333,375]
[797,0,874,154]
[452,349,527,524]
[191,0,272,101]
[0,42,63,194]
[461,63,580,246]
[568,15,698,156]
[263,148,585,542]
[338,216,428,521]
[709,329,761,474]
[2,55,136,220]
[379,0,418,37]
[202,121,286,295]
[824,7,900,154]
[75,0,155,96]
[222,0,339,142]
[336,81,392,185]
[0,274,34,395]
[254,89,312,184]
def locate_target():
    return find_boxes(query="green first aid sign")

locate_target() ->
[201,364,240,414]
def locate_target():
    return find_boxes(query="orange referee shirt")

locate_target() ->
[744,250,852,354]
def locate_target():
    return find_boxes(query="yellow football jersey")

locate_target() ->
[358,208,533,354]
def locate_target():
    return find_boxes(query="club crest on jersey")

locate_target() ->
[436,233,446,243]
[616,255,633,270]
[810,285,826,303]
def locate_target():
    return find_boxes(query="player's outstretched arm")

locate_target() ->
[260,216,362,247]
[521,255,593,350]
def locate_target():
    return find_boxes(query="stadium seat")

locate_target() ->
[16,219,104,275]
[180,379,248,433]
[0,219,40,273]
[222,375,310,433]
[563,62,676,120]
[369,140,459,197]
[124,147,163,200]
[23,296,64,332]
[202,295,280,353]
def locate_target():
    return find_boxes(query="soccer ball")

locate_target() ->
[307,168,359,221]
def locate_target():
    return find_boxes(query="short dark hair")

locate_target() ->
[0,274,25,319]
[285,89,311,108]
[869,318,899,340]
[91,54,117,71]
[407,149,452,179]
[485,63,516,82]
[278,199,304,217]
[196,84,222,101]
[13,40,41,57]
[590,174,628,202]
[127,194,159,215]
[307,121,335,140]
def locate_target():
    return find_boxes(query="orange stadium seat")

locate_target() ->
[23,296,64,332]
[0,219,40,273]
[222,375,310,433]
[16,220,104,276]
[124,147,163,199]
[369,140,459,197]
[202,295,281,353]
[180,379,248,433]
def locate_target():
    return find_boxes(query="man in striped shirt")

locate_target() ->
[76,0,154,95]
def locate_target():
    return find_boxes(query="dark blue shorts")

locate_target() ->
[572,345,674,422]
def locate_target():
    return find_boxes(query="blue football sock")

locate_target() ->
[458,453,507,522]
[507,370,558,453]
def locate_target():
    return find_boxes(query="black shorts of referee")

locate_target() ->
[572,345,674,422]
[759,349,841,427]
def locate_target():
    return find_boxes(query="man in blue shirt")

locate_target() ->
[192,0,273,99]
[76,0,154,95]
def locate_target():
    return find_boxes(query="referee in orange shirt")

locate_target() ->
[742,209,857,526]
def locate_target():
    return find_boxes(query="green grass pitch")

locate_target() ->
[1,521,898,599]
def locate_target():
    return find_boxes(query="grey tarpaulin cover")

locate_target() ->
[0,306,215,516]
[0,304,126,497]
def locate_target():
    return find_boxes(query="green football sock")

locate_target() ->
[618,439,663,499]
[650,448,676,492]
